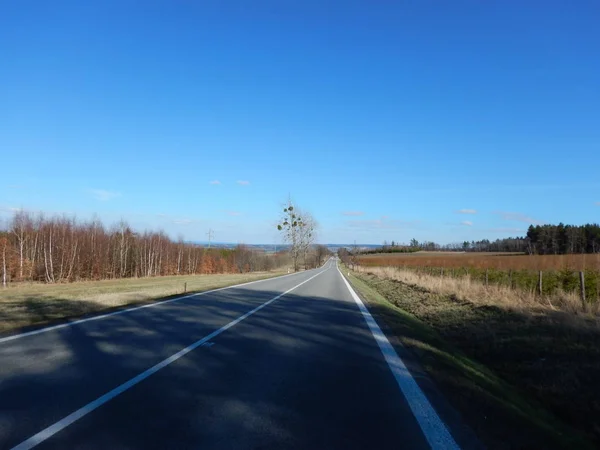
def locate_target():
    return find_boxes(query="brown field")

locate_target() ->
[359,251,600,271]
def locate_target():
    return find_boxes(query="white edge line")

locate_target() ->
[11,266,329,450]
[336,263,461,450]
[0,266,323,345]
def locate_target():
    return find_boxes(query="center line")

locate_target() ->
[11,268,327,450]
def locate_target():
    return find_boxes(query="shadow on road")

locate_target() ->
[0,284,435,450]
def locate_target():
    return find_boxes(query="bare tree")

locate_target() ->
[277,200,315,272]
[315,245,329,267]
[11,211,29,280]
[350,241,359,270]
[176,235,184,275]
[297,211,316,269]
[117,220,130,278]
[234,244,253,273]
[1,235,7,287]
[0,210,292,284]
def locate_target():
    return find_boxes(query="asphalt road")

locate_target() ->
[0,259,471,450]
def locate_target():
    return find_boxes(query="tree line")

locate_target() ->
[525,223,600,255]
[0,211,286,286]
[360,223,600,255]
[459,224,600,254]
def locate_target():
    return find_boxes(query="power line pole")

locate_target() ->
[207,229,214,249]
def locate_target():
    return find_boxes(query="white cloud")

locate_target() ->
[226,211,242,216]
[341,211,365,216]
[457,209,477,214]
[89,189,121,201]
[494,211,543,225]
[461,221,473,226]
[209,180,221,185]
[236,180,250,186]
[173,219,193,225]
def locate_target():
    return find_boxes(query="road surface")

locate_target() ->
[0,259,472,450]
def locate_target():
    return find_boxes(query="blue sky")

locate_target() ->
[1,1,599,244]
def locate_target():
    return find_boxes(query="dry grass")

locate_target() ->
[358,266,598,317]
[348,266,600,448]
[359,252,600,271]
[0,271,285,334]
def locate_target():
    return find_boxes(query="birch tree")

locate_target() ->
[1,235,8,287]
[0,210,290,283]
[11,211,28,280]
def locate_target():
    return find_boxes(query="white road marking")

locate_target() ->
[0,269,314,345]
[336,264,461,450]
[11,267,328,450]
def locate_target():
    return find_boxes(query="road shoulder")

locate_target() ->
[0,270,289,341]
[342,267,593,450]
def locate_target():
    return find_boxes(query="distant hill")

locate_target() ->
[190,242,380,253]
[190,242,291,253]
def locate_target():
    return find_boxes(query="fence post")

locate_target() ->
[184,282,187,294]
[508,269,513,288]
[538,271,543,296]
[485,269,489,288]
[579,271,586,311]
[440,267,444,277]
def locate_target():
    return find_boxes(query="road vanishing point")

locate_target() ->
[0,259,479,450]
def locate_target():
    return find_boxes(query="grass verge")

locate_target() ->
[0,270,285,335]
[343,266,595,450]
